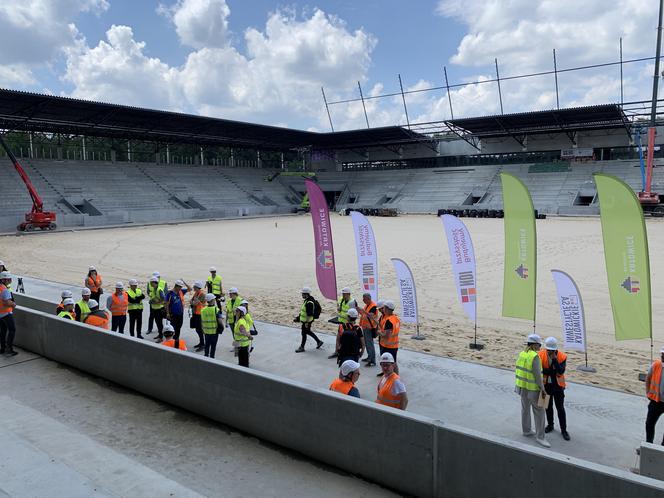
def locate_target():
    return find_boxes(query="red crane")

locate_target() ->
[0,134,57,231]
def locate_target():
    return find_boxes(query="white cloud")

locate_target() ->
[158,0,231,49]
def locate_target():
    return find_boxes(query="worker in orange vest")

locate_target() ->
[329,360,361,398]
[85,266,103,302]
[162,323,187,351]
[377,300,400,377]
[645,346,664,444]
[539,336,570,441]
[106,282,128,333]
[358,292,378,366]
[376,352,407,410]
[0,271,18,356]
[83,300,109,330]
[56,290,73,315]
[189,281,206,351]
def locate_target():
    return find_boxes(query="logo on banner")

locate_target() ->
[318,250,333,269]
[362,263,376,291]
[457,270,476,303]
[621,276,640,293]
[515,264,529,279]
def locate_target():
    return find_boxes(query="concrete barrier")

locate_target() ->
[641,443,664,481]
[11,305,664,497]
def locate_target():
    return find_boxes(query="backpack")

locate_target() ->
[311,298,322,319]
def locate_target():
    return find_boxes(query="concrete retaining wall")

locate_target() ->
[11,305,664,497]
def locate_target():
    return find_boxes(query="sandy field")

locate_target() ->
[2,214,663,394]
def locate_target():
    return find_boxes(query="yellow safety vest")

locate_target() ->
[148,283,165,310]
[337,297,350,324]
[207,275,222,295]
[76,299,91,322]
[127,288,144,311]
[233,317,251,347]
[300,299,313,323]
[226,296,243,324]
[201,305,219,335]
[515,350,540,391]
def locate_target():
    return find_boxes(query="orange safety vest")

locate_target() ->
[648,360,663,402]
[84,311,109,330]
[162,339,187,351]
[359,301,377,329]
[86,274,102,292]
[538,350,567,388]
[0,284,14,315]
[191,290,205,315]
[376,373,402,408]
[109,292,129,316]
[329,378,355,395]
[379,315,400,349]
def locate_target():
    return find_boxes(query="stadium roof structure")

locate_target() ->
[0,89,429,151]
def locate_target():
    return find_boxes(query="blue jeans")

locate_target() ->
[362,327,376,363]
[204,333,218,358]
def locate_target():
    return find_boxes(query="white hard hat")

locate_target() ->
[61,290,73,299]
[347,308,359,319]
[236,306,247,315]
[0,260,4,266]
[240,299,249,305]
[229,287,238,294]
[526,333,542,345]
[115,282,124,289]
[384,300,396,311]
[380,352,395,363]
[193,281,203,289]
[88,299,99,308]
[376,300,385,308]
[209,266,217,272]
[205,293,216,302]
[63,298,74,305]
[0,271,11,280]
[88,266,96,271]
[81,288,91,296]
[150,276,159,283]
[340,360,360,376]
[163,322,174,333]
[341,287,351,294]
[129,279,138,286]
[301,286,312,294]
[174,279,184,287]
[545,337,558,350]
[152,271,160,277]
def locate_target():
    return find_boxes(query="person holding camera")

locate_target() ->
[294,286,323,353]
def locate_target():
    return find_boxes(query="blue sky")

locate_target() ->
[0,0,660,130]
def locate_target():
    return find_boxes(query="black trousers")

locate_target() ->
[379,345,398,362]
[111,315,126,333]
[190,314,204,346]
[90,291,101,303]
[128,309,143,337]
[0,314,16,352]
[151,308,165,337]
[646,400,664,444]
[238,345,250,367]
[204,333,219,358]
[300,322,320,348]
[544,386,567,431]
[170,314,183,340]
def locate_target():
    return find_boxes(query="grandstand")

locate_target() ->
[1,89,664,231]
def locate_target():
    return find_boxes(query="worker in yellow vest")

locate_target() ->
[376,352,407,410]
[233,305,253,367]
[189,281,207,351]
[539,336,569,441]
[56,290,74,315]
[206,266,223,307]
[57,298,76,320]
[106,282,129,334]
[225,287,243,332]
[645,346,664,444]
[147,276,167,341]
[147,271,168,334]
[201,293,223,358]
[83,299,109,330]
[329,360,361,397]
[515,333,549,448]
[75,288,92,323]
[127,279,145,338]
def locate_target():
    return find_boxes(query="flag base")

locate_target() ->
[576,365,596,373]
[469,342,485,350]
[638,372,647,382]
[411,334,426,341]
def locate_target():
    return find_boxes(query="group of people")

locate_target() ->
[55,266,256,367]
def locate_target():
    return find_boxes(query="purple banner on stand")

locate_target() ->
[305,179,338,300]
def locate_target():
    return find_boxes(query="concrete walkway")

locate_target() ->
[15,276,651,472]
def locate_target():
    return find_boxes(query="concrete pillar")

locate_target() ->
[230,148,235,168]
[127,141,132,162]
[155,151,160,164]
[111,149,116,163]
[81,136,87,161]
[200,147,204,166]
[281,152,284,170]
[166,145,170,164]
[29,132,34,159]
[257,150,261,169]
[57,146,63,161]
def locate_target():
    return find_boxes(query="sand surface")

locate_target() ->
[2,214,663,394]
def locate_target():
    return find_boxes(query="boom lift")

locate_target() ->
[0,134,57,231]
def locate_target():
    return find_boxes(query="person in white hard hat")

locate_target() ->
[328,286,353,359]
[376,352,408,410]
[75,288,92,323]
[233,305,253,367]
[107,282,129,333]
[147,272,168,335]
[162,323,187,351]
[294,286,323,353]
[56,290,74,315]
[0,261,11,291]
[83,299,109,330]
[225,287,243,333]
[377,300,400,377]
[515,333,549,447]
[57,298,76,320]
[206,267,223,307]
[0,271,17,356]
[201,293,223,358]
[147,275,166,341]
[645,346,664,445]
[539,337,569,441]
[165,279,191,342]
[126,279,145,338]
[189,281,207,351]
[359,292,379,367]
[85,266,103,302]
[336,308,365,366]
[329,360,361,398]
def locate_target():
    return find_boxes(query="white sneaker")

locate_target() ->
[522,431,536,437]
[535,438,551,448]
